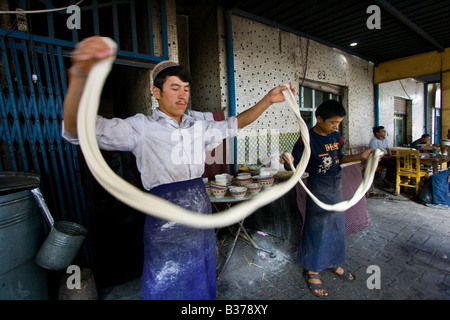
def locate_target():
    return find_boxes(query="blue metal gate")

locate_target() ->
[0,0,169,267]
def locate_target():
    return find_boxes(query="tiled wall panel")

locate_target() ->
[228,16,376,164]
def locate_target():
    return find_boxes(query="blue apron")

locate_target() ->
[297,173,346,272]
[141,177,216,300]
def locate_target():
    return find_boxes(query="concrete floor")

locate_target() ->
[98,182,450,300]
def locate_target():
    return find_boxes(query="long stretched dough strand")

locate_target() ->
[76,37,380,228]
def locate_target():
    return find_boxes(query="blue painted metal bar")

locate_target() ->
[130,0,138,53]
[225,10,238,174]
[8,40,41,173]
[17,40,53,181]
[92,0,100,35]
[147,0,155,56]
[56,45,92,265]
[160,0,169,59]
[0,28,168,63]
[0,40,28,171]
[56,45,88,223]
[46,12,55,38]
[0,29,76,48]
[49,45,82,220]
[112,0,121,48]
[36,43,71,220]
[70,0,79,43]
[0,90,18,171]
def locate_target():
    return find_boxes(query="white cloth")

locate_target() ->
[62,108,238,190]
[369,137,389,154]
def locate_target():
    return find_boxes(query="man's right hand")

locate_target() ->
[63,36,115,135]
[69,36,116,79]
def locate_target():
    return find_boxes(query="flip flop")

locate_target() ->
[328,265,356,282]
[302,269,329,299]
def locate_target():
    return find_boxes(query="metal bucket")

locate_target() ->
[30,187,88,271]
[0,172,48,300]
[35,221,87,270]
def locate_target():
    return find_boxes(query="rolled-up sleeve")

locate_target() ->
[61,122,80,144]
[61,115,142,152]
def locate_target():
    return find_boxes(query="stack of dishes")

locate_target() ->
[210,183,227,198]
[203,177,211,195]
[228,186,247,199]
[252,175,274,189]
[210,173,233,198]
[236,173,251,186]
[246,183,262,194]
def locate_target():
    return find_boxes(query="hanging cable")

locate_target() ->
[0,0,84,14]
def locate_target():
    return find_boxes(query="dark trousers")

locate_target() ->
[379,158,396,181]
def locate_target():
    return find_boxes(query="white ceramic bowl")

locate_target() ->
[246,182,262,194]
[210,183,228,198]
[205,183,211,195]
[260,179,274,189]
[229,186,247,199]
[236,175,252,186]
[253,176,274,189]
[253,175,274,182]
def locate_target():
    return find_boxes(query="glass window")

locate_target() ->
[300,111,314,129]
[299,85,341,129]
[303,87,313,108]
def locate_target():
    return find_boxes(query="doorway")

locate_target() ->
[394,114,406,147]
[393,97,411,146]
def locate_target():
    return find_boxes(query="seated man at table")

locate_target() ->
[433,128,450,154]
[369,126,396,188]
[411,134,430,151]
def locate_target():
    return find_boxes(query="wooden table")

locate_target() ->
[419,153,450,173]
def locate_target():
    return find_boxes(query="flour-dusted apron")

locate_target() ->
[297,173,346,272]
[141,178,216,300]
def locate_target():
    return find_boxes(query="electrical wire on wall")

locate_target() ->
[399,79,412,100]
[0,0,84,14]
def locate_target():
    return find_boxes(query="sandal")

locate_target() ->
[302,269,329,299]
[328,265,355,282]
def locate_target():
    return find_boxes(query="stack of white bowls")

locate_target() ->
[236,173,251,186]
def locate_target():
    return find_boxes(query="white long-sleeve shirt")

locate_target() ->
[62,108,238,190]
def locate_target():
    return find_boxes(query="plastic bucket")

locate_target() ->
[35,221,87,270]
